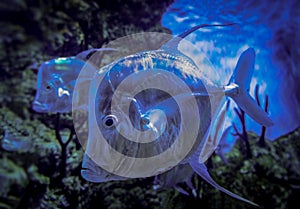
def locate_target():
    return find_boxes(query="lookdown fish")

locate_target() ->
[81,24,273,207]
[1,131,31,152]
[32,48,117,113]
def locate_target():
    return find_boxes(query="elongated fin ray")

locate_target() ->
[174,186,190,196]
[162,23,236,51]
[76,48,118,61]
[190,161,260,207]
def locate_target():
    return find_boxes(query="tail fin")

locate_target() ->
[227,48,273,127]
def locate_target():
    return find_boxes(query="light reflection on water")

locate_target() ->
[161,0,300,142]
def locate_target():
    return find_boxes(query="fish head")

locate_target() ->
[82,86,163,181]
[93,68,182,152]
[32,57,87,113]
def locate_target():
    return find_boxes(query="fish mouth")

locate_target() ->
[81,167,127,183]
[32,101,49,112]
[81,167,105,183]
[81,155,127,183]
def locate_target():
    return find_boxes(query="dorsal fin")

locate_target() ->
[76,48,118,61]
[161,23,236,51]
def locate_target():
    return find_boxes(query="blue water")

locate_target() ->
[161,0,300,141]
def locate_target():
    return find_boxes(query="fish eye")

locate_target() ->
[103,115,118,128]
[141,117,150,125]
[44,82,55,93]
[45,83,53,91]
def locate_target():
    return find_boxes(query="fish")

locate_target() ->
[1,131,31,152]
[81,23,273,207]
[32,48,117,113]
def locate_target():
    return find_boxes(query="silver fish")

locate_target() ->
[32,48,116,113]
[81,24,273,206]
[1,131,31,152]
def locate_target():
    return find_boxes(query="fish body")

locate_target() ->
[82,24,273,207]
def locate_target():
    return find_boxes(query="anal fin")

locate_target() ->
[190,161,260,207]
